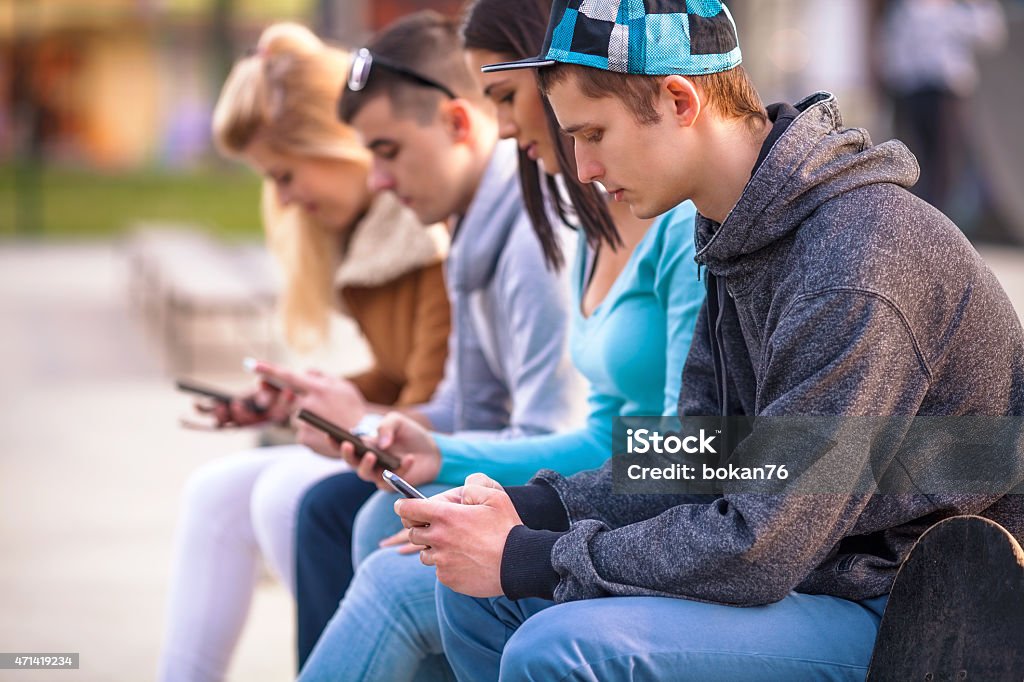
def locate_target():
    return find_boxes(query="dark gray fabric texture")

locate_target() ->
[505,482,570,532]
[507,92,1024,606]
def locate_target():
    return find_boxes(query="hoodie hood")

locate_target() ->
[448,139,522,293]
[334,191,448,291]
[695,92,921,279]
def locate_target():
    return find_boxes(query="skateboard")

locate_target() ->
[867,516,1024,681]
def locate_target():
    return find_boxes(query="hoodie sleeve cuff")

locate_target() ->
[500,525,564,601]
[505,481,569,531]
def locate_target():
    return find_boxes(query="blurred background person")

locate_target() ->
[158,22,451,682]
[877,0,1007,226]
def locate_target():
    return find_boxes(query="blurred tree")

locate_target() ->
[11,0,42,236]
[210,0,235,89]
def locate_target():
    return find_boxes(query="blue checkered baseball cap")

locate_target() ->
[482,0,741,75]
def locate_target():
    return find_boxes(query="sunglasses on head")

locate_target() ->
[347,47,457,100]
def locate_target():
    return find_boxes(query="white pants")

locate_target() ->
[157,444,347,682]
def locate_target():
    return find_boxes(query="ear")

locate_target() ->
[439,99,473,143]
[662,76,701,128]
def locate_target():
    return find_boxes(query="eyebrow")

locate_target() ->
[561,121,595,135]
[482,80,510,98]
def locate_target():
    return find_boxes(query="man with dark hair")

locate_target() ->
[392,1,1024,679]
[338,11,485,126]
[291,9,585,671]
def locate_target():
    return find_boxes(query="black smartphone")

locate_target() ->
[175,379,266,413]
[382,469,427,499]
[296,409,402,470]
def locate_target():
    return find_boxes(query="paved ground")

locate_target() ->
[0,240,1022,681]
[0,242,371,682]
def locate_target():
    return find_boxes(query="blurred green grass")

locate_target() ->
[0,164,262,240]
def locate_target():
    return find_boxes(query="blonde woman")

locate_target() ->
[158,23,450,682]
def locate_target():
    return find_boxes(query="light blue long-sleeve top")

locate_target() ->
[432,200,705,486]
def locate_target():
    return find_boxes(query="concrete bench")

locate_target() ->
[124,224,281,372]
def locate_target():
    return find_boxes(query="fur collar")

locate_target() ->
[334,192,449,291]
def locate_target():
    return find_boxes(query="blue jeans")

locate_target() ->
[437,586,888,681]
[294,472,378,667]
[298,486,456,682]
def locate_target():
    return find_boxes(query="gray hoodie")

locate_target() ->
[501,93,1024,606]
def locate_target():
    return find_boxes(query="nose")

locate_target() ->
[496,110,518,141]
[275,183,297,206]
[368,163,396,192]
[575,149,604,185]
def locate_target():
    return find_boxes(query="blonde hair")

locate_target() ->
[212,23,371,350]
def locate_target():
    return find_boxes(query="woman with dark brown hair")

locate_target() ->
[292,1,706,679]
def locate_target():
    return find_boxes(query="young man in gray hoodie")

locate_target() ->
[393,1,1024,679]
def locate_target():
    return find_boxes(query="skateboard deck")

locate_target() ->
[867,516,1024,681]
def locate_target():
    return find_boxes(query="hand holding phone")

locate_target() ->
[296,409,402,470]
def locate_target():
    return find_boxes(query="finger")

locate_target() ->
[266,389,295,423]
[419,548,437,567]
[406,525,438,548]
[464,473,503,490]
[266,387,294,409]
[406,526,424,547]
[461,483,503,507]
[251,361,318,394]
[397,542,420,555]
[379,529,410,547]
[397,454,416,476]
[230,398,262,425]
[393,498,443,526]
[375,412,404,449]
[357,451,379,481]
[434,487,465,504]
[339,442,363,472]
[202,402,228,424]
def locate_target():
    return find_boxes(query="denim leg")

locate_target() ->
[351,485,451,568]
[294,472,378,668]
[435,585,555,682]
[298,547,456,682]
[498,592,888,682]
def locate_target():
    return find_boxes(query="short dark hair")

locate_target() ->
[537,63,768,131]
[461,0,621,269]
[338,11,481,126]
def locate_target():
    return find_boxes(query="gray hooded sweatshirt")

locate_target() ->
[418,139,582,438]
[501,93,1024,606]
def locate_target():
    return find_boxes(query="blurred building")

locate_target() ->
[2,0,1021,240]
[0,0,353,168]
[0,0,472,170]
